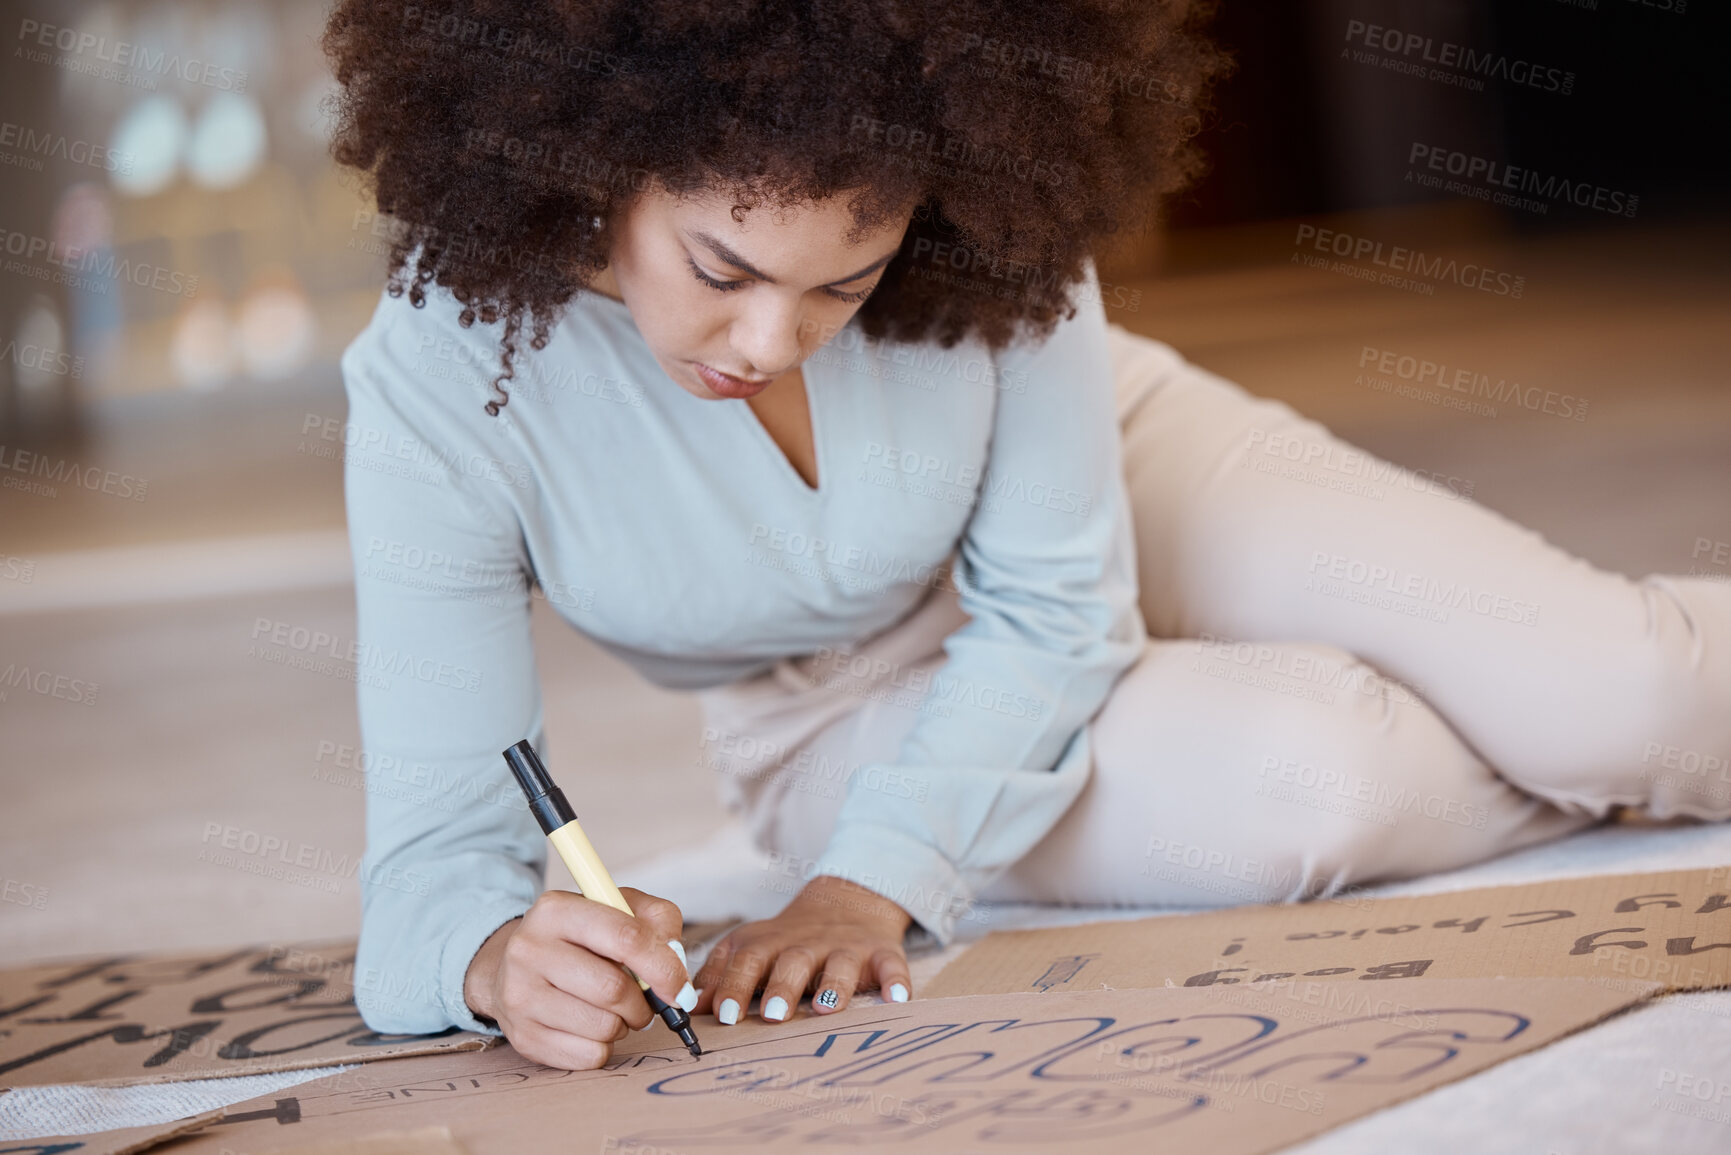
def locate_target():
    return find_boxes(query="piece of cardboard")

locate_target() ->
[264,1125,469,1154]
[149,976,1656,1155]
[927,865,1731,999]
[0,942,493,1089]
[0,1107,225,1155]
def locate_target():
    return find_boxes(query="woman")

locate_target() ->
[323,1,1731,1070]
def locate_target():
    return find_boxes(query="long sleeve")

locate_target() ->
[812,272,1148,943]
[339,299,545,1036]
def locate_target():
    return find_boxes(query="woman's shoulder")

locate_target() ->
[340,283,504,412]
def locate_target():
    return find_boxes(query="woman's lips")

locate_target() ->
[693,362,773,399]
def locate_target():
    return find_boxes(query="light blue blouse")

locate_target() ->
[339,270,1145,1034]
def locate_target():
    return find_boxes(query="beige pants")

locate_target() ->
[698,327,1731,911]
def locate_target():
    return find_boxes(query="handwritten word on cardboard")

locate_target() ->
[926,866,1731,999]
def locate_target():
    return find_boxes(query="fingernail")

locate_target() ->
[718,998,740,1025]
[676,982,699,1013]
[762,996,788,1021]
[888,983,909,1003]
[668,939,689,972]
[815,988,839,1010]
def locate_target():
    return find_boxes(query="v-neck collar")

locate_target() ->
[737,364,825,497]
[577,288,828,499]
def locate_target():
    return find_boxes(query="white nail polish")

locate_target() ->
[889,983,909,1003]
[668,939,688,972]
[718,998,740,1025]
[676,982,699,1013]
[763,996,788,1021]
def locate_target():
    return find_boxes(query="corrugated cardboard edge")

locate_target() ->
[261,1123,471,1155]
[17,1105,227,1155]
[67,1034,499,1090]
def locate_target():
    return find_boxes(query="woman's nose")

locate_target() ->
[729,295,806,376]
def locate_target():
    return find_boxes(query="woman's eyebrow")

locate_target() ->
[688,230,898,287]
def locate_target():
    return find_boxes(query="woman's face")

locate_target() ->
[597,185,912,401]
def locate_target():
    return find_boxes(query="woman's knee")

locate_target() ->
[1560,575,1731,820]
[1086,643,1474,902]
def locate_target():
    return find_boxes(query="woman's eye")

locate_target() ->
[687,258,749,293]
[824,281,878,305]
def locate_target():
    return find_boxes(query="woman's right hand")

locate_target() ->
[462,886,697,1070]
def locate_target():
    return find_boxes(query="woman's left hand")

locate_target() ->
[692,874,914,1024]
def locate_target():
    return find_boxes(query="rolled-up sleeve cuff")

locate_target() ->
[815,822,970,947]
[437,896,532,1036]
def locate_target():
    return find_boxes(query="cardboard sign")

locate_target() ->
[264,1126,471,1154]
[0,1109,224,1155]
[926,866,1731,999]
[0,942,492,1089]
[161,977,1654,1155]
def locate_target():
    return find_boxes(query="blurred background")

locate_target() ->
[1,0,1727,964]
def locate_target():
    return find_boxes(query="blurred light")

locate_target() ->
[170,300,235,391]
[109,95,188,197]
[12,298,71,395]
[50,184,124,381]
[52,182,115,253]
[187,92,268,190]
[236,280,316,381]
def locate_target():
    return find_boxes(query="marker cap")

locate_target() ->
[503,739,577,834]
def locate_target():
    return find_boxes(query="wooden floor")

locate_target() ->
[1,209,1727,965]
